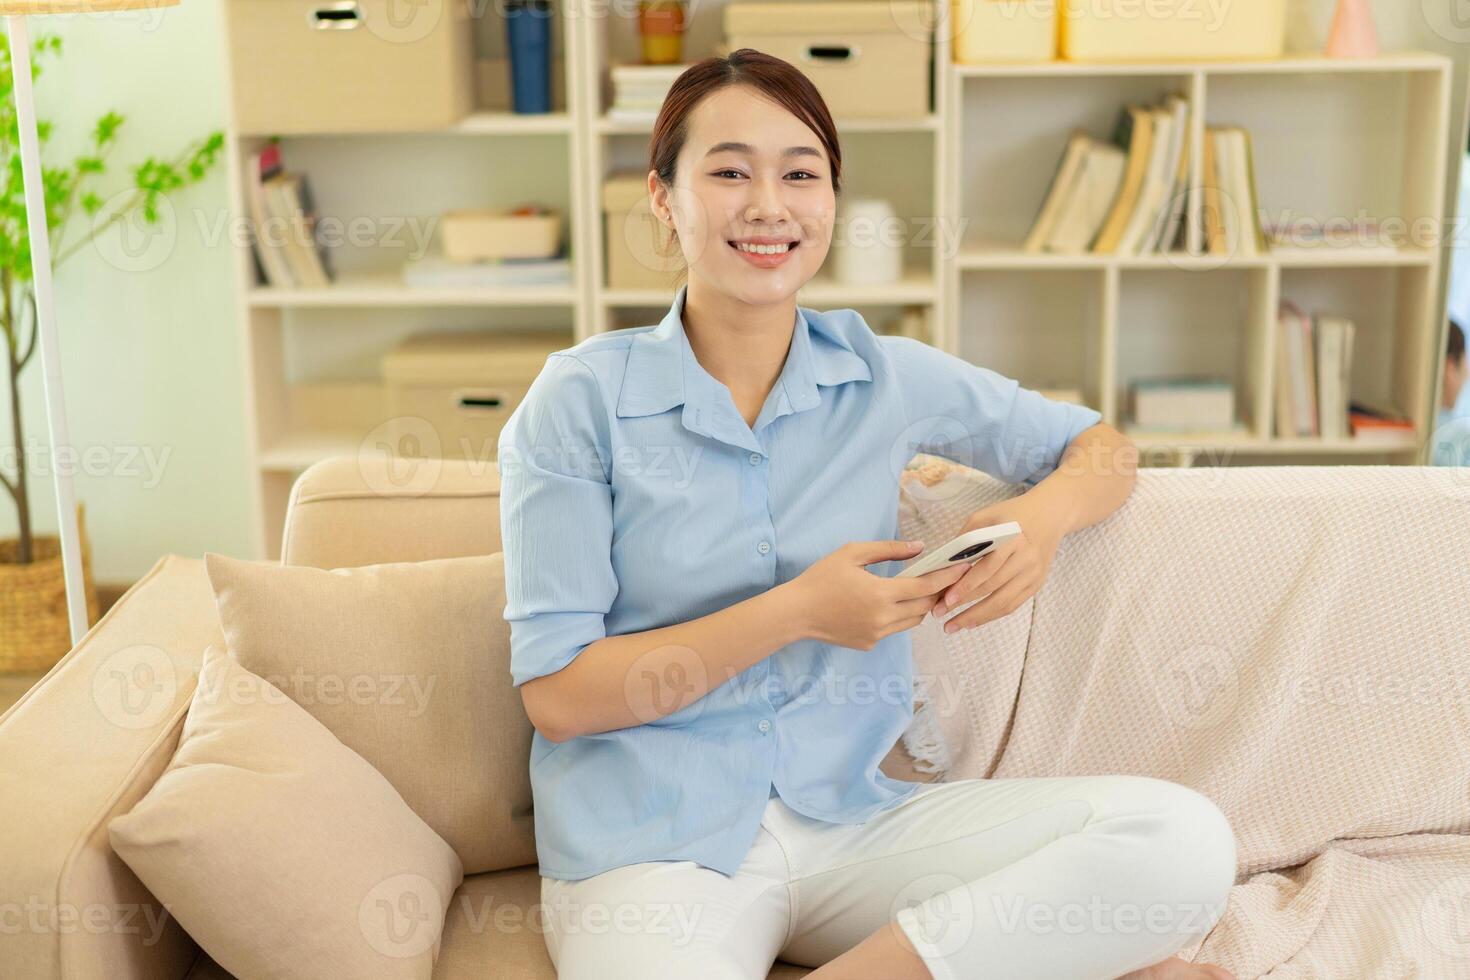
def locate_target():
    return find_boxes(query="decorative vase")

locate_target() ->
[1325,0,1378,58]
[0,502,99,673]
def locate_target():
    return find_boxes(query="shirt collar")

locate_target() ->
[616,283,872,451]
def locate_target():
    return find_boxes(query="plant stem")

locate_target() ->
[3,272,32,563]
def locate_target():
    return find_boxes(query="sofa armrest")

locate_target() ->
[0,555,222,980]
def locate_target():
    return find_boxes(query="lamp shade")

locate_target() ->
[0,0,176,11]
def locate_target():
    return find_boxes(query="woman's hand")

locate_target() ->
[934,493,1067,633]
[787,540,971,651]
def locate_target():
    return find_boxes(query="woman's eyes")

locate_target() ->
[711,169,819,181]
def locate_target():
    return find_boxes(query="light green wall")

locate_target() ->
[0,1,251,584]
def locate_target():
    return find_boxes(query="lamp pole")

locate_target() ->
[6,14,88,644]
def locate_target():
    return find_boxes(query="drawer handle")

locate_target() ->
[804,44,858,64]
[456,390,505,413]
[312,2,361,29]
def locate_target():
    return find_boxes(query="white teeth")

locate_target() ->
[734,241,792,254]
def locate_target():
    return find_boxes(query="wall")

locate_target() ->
[0,1,249,584]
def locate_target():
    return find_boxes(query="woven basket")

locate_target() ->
[0,502,99,673]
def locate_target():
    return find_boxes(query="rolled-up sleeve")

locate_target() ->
[497,353,619,688]
[881,335,1102,487]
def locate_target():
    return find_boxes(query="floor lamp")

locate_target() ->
[4,0,177,645]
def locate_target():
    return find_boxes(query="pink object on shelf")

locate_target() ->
[1325,0,1379,58]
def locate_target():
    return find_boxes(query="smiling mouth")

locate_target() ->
[729,240,800,254]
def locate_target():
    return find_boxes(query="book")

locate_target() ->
[402,253,571,288]
[1045,137,1127,253]
[1347,401,1414,442]
[266,174,331,289]
[1022,131,1091,254]
[1314,314,1355,440]
[1276,302,1318,437]
[1202,129,1225,255]
[1237,128,1270,256]
[247,145,295,288]
[1148,105,1192,253]
[1119,96,1186,256]
[1091,106,1154,254]
[1127,377,1235,432]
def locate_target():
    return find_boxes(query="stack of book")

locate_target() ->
[609,64,686,126]
[1274,302,1361,440]
[1024,94,1191,256]
[247,144,331,288]
[1126,377,1238,434]
[1202,126,1268,259]
[401,253,571,289]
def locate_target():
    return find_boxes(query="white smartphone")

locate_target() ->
[895,522,1022,578]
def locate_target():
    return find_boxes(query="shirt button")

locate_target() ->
[749,452,762,465]
[757,541,771,555]
[758,720,771,733]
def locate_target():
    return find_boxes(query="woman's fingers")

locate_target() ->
[943,570,1037,632]
[941,546,1016,612]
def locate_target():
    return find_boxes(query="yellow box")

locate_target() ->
[724,2,934,119]
[603,172,685,290]
[440,209,562,262]
[1060,0,1286,62]
[381,330,567,460]
[225,0,474,134]
[953,0,1056,65]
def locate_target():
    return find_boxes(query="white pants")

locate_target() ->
[539,773,1238,980]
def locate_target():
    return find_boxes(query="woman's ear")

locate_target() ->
[647,170,674,232]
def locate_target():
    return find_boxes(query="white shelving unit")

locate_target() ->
[947,51,1453,467]
[218,2,1459,558]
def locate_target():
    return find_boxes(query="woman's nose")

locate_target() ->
[743,178,789,222]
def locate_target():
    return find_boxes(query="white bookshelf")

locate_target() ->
[218,1,1459,559]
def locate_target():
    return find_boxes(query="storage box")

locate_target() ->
[381,330,567,460]
[603,172,685,290]
[1060,0,1286,62]
[440,209,562,262]
[225,0,474,134]
[953,0,1056,64]
[723,2,934,119]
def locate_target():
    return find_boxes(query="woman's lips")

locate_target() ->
[729,239,799,269]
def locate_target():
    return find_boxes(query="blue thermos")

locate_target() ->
[505,0,553,115]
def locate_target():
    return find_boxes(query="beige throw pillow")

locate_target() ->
[108,645,464,980]
[202,551,535,875]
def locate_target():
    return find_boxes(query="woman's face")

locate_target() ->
[648,84,836,307]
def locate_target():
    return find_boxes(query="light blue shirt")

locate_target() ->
[497,284,1103,881]
[1432,406,1470,467]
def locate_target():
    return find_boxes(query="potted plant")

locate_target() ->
[0,33,223,672]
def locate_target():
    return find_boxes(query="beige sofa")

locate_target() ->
[8,452,1470,979]
[0,454,932,980]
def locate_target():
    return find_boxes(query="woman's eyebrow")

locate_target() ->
[703,141,823,160]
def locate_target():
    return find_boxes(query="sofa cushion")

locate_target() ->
[109,645,464,980]
[182,865,817,980]
[204,551,535,875]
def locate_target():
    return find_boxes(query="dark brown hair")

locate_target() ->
[1450,318,1466,365]
[648,48,843,196]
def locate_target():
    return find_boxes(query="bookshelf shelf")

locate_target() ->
[247,273,578,308]
[956,243,1435,271]
[221,0,1461,558]
[953,51,1449,78]
[595,113,939,134]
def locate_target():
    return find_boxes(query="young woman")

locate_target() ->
[498,48,1238,980]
